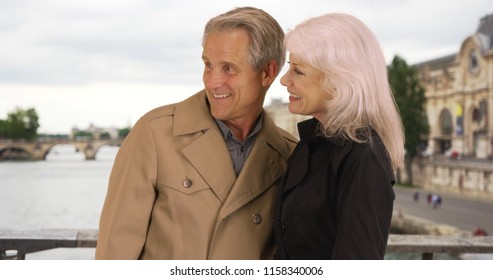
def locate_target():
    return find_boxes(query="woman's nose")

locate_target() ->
[280,72,290,87]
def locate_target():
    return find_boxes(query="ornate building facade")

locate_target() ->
[265,14,493,195]
[416,14,493,159]
[409,14,493,195]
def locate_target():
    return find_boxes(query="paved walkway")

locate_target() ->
[410,184,493,205]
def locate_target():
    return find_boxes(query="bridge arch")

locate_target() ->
[0,139,122,161]
[42,143,84,161]
[0,146,31,160]
[72,141,120,160]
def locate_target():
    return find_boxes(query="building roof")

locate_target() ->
[414,54,456,70]
[414,13,493,68]
[478,14,493,38]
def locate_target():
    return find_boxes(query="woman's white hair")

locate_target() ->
[285,13,405,169]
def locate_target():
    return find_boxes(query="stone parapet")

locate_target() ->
[391,211,469,236]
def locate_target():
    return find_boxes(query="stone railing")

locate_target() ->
[0,229,97,260]
[1,228,493,260]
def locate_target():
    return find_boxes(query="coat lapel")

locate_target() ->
[281,142,309,194]
[181,128,236,202]
[218,112,291,219]
[281,118,318,194]
[175,90,236,202]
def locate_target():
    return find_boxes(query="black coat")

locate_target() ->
[274,118,395,260]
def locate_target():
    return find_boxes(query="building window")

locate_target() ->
[440,109,453,135]
[468,49,480,75]
[472,108,480,122]
[479,100,488,130]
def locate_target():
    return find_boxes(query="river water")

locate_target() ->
[0,144,116,259]
[1,145,463,260]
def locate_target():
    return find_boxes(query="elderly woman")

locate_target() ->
[274,13,405,259]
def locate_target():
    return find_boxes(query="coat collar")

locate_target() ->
[173,90,214,136]
[298,118,345,147]
[175,89,292,158]
[298,118,321,140]
[282,118,351,194]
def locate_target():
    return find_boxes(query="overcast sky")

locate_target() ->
[1,0,491,134]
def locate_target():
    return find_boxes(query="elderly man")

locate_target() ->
[95,7,297,259]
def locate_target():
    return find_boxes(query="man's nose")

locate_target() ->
[204,71,224,89]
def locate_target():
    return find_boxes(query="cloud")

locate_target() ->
[1,0,491,85]
[1,0,492,133]
[0,0,208,85]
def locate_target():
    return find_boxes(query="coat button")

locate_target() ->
[252,214,262,224]
[182,178,192,188]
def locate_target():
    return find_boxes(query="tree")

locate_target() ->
[2,107,40,140]
[118,127,131,139]
[73,131,94,141]
[388,55,429,186]
[0,119,7,138]
[100,131,111,140]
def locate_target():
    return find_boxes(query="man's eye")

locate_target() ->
[223,65,236,73]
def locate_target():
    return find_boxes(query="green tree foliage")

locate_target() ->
[0,119,7,138]
[118,127,131,139]
[388,55,430,185]
[73,131,94,140]
[100,131,111,140]
[0,107,40,140]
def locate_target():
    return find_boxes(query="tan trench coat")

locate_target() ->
[95,90,297,259]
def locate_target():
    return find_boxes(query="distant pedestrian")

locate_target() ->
[427,193,432,204]
[413,191,419,202]
[431,194,442,209]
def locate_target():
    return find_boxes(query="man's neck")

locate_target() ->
[222,113,263,142]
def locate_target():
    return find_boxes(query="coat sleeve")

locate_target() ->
[331,143,395,260]
[95,117,158,259]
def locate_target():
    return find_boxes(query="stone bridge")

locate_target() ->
[0,139,123,160]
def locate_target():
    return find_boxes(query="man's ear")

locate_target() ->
[261,60,278,87]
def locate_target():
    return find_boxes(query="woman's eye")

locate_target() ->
[294,68,304,75]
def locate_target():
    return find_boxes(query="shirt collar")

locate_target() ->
[215,113,264,141]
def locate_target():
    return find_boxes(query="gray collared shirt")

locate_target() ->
[215,114,263,176]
